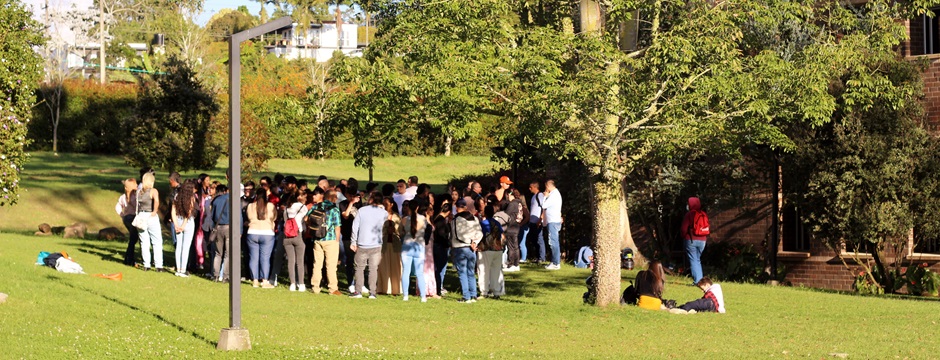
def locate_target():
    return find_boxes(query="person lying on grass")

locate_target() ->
[671,277,725,314]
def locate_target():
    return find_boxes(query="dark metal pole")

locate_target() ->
[770,152,780,280]
[220,17,294,351]
[228,34,243,329]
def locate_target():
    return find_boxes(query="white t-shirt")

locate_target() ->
[529,193,544,224]
[542,189,562,224]
[392,192,407,215]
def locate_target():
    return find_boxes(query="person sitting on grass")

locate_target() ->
[635,261,667,310]
[673,277,725,314]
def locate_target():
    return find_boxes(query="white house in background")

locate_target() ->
[268,21,360,62]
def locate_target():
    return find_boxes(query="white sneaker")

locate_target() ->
[348,285,356,293]
[298,285,306,292]
[545,264,561,270]
[403,295,409,302]
[368,295,377,300]
[289,284,297,292]
[505,266,520,272]
[362,287,370,295]
[420,298,427,303]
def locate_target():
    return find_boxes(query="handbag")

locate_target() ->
[132,190,149,231]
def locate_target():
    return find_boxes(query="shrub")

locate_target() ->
[30,80,138,154]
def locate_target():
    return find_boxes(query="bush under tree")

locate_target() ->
[124,56,221,172]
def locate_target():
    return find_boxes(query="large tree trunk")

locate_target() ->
[591,179,645,306]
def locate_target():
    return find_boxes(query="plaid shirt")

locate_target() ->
[309,201,342,241]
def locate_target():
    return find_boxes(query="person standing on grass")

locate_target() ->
[138,172,165,272]
[680,196,709,284]
[247,188,276,289]
[171,181,198,277]
[351,192,388,299]
[283,190,308,292]
[166,172,182,245]
[392,179,408,216]
[451,198,483,303]
[421,199,440,299]
[478,205,506,299]
[400,201,430,302]
[541,179,563,270]
[193,174,212,272]
[377,197,403,295]
[340,185,362,293]
[116,178,139,266]
[431,199,452,296]
[310,189,343,295]
[502,189,525,272]
[208,184,231,282]
[526,181,545,264]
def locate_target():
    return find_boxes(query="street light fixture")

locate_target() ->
[218,16,293,351]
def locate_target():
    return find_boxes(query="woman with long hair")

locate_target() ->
[376,197,403,295]
[399,201,430,302]
[421,200,440,299]
[635,261,667,310]
[502,189,525,272]
[247,188,276,288]
[431,198,452,296]
[137,172,165,272]
[283,190,307,292]
[116,178,139,266]
[172,181,198,277]
[193,174,212,271]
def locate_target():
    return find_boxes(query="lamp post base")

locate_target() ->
[217,328,251,351]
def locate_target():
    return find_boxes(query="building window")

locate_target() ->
[923,12,940,55]
[913,225,940,254]
[781,205,810,252]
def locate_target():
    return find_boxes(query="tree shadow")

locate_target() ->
[48,275,217,348]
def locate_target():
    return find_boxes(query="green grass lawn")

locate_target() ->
[0,152,497,233]
[1,233,938,358]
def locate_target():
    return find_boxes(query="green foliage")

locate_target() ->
[700,241,773,283]
[30,80,138,153]
[905,263,940,296]
[0,0,44,206]
[205,7,258,40]
[124,56,221,172]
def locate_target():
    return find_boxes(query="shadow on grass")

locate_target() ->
[77,241,175,272]
[48,274,218,348]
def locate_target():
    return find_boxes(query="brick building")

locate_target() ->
[641,15,940,292]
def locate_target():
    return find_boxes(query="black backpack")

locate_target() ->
[622,282,638,305]
[306,204,335,239]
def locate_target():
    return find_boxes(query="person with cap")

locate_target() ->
[451,198,483,303]
[495,176,512,202]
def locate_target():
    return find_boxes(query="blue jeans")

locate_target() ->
[518,225,529,261]
[686,240,706,284]
[401,242,427,299]
[528,223,545,262]
[433,244,449,294]
[174,216,195,272]
[452,247,478,300]
[547,222,561,265]
[247,234,275,281]
[138,213,164,269]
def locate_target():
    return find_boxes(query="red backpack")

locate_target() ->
[690,210,710,237]
[284,210,299,238]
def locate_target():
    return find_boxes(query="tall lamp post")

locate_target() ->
[218,16,293,351]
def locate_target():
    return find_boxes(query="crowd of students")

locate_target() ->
[115,168,566,303]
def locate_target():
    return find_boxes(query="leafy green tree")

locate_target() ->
[0,0,44,206]
[124,56,221,172]
[787,52,939,293]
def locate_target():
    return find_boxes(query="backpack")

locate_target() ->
[690,210,710,237]
[284,209,299,238]
[622,282,638,305]
[306,204,335,239]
